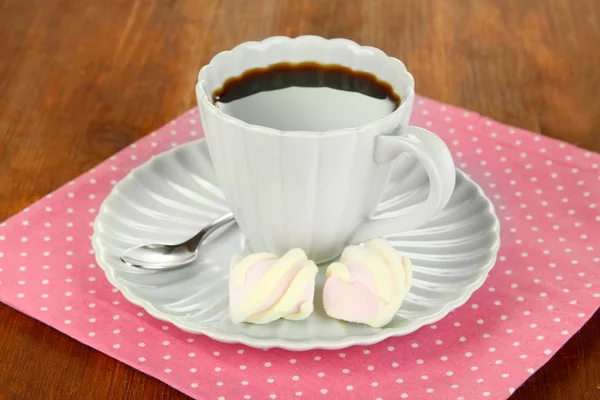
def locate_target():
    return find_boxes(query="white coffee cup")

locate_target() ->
[196,36,455,263]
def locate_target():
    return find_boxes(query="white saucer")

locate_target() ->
[92,139,500,350]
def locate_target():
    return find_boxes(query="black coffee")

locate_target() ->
[211,62,400,131]
[212,62,400,107]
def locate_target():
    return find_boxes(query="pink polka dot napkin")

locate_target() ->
[1,95,599,400]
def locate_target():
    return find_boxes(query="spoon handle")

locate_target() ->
[184,212,235,251]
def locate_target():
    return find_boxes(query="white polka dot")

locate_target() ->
[346,385,353,391]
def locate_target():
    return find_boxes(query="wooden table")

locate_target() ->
[1,0,599,398]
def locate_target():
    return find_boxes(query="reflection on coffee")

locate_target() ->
[212,62,401,131]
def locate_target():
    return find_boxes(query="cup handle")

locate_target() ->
[350,126,456,244]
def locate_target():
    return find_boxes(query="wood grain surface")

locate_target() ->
[1,0,599,399]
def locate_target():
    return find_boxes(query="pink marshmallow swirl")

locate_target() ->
[228,248,318,324]
[323,238,412,328]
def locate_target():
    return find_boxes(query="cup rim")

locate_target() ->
[196,35,416,138]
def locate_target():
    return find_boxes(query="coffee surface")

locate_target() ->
[212,62,401,131]
[212,62,400,107]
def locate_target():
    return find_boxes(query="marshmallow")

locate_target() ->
[229,248,318,324]
[323,238,412,328]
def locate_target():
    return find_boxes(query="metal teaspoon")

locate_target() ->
[120,212,235,270]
